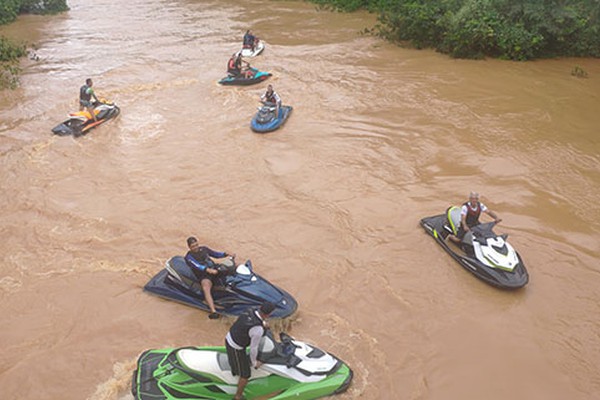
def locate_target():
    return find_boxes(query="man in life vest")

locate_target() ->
[243,30,257,50]
[261,84,282,116]
[184,236,234,320]
[449,192,502,244]
[79,78,99,121]
[225,302,275,400]
[227,53,252,78]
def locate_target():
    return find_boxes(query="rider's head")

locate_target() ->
[259,301,275,317]
[86,78,93,86]
[186,236,199,251]
[266,84,273,94]
[469,192,479,204]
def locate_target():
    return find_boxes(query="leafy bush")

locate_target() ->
[309,0,600,60]
[0,0,21,24]
[19,0,68,14]
[0,35,26,89]
[0,0,68,24]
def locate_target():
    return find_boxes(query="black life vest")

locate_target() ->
[80,84,92,101]
[463,201,482,227]
[187,247,214,267]
[243,34,254,47]
[229,308,264,347]
[264,92,276,104]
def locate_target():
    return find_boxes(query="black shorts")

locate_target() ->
[191,267,216,283]
[225,340,251,378]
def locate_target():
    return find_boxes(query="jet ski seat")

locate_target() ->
[217,353,232,371]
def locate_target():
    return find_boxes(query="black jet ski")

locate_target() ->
[144,257,297,319]
[51,99,120,137]
[420,206,529,289]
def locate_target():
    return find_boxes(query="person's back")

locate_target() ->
[243,30,255,48]
[227,54,240,76]
[79,78,98,121]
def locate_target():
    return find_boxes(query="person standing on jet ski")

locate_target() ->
[261,84,281,116]
[449,192,502,244]
[225,302,275,400]
[227,53,253,78]
[79,78,99,122]
[185,236,233,320]
[243,30,257,51]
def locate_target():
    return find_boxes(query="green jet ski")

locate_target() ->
[132,331,353,400]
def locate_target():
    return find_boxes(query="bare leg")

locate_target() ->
[234,377,249,400]
[87,106,97,121]
[201,278,216,313]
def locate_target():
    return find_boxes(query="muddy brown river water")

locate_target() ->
[1,1,599,399]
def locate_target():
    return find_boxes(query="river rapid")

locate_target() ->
[1,1,599,399]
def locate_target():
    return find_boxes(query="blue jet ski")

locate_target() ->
[250,103,293,133]
[218,68,271,86]
[144,257,297,319]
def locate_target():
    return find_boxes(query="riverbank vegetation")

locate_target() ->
[309,0,600,60]
[0,0,69,89]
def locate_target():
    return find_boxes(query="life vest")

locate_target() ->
[227,58,237,73]
[229,308,265,347]
[463,201,482,227]
[185,246,215,271]
[80,84,92,101]
[243,34,254,48]
[264,92,276,104]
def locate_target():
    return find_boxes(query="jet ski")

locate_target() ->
[238,39,265,58]
[144,257,297,319]
[132,330,353,400]
[420,206,529,289]
[218,68,272,86]
[51,99,120,137]
[250,103,293,133]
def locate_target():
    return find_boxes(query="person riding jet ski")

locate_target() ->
[227,53,253,79]
[243,30,257,51]
[226,302,275,400]
[79,78,99,121]
[261,84,281,116]
[449,191,501,245]
[185,236,234,320]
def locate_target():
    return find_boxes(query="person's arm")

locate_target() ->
[185,254,207,272]
[205,247,228,259]
[88,87,99,102]
[460,213,469,231]
[484,209,501,223]
[460,206,469,231]
[248,325,265,368]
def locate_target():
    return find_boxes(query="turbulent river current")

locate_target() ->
[1,1,599,399]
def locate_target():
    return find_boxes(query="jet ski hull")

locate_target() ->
[420,213,529,289]
[132,333,353,400]
[52,103,120,137]
[251,105,293,133]
[238,40,265,57]
[219,69,271,86]
[144,256,297,319]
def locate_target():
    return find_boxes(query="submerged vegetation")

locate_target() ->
[0,0,69,89]
[0,36,26,89]
[309,0,600,60]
